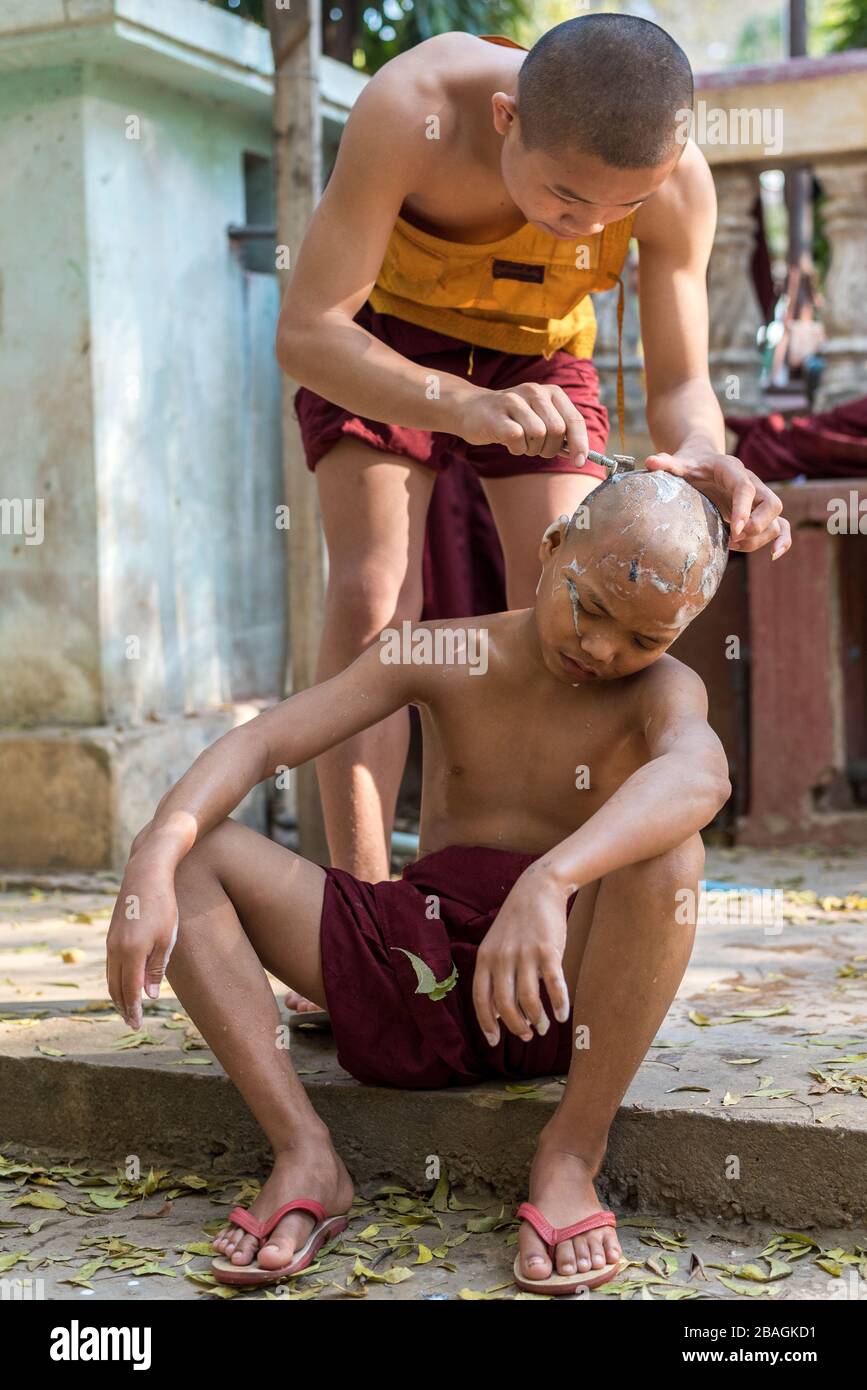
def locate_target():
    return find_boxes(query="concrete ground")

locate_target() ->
[1,1158,865,1302]
[2,844,867,1301]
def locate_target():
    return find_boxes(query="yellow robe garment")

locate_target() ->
[369,211,634,362]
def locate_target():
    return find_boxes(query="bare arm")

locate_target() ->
[106,644,420,1026]
[130,643,418,873]
[539,661,730,891]
[276,54,475,430]
[635,141,724,457]
[634,142,790,557]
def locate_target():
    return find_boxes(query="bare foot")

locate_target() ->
[284,987,327,1013]
[212,1134,353,1271]
[517,1141,622,1284]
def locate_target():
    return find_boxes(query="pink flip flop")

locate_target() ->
[211,1197,349,1286]
[513,1202,625,1296]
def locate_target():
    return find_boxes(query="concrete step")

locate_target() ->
[2,998,866,1227]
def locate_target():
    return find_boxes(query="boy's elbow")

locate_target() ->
[708,762,732,816]
[275,292,315,376]
[276,319,303,377]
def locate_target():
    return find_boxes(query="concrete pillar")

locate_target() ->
[738,481,867,848]
[706,166,765,415]
[0,0,286,869]
[813,158,867,411]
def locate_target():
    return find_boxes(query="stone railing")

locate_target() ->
[594,50,867,441]
[700,51,867,414]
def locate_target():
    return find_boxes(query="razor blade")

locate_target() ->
[587,450,636,477]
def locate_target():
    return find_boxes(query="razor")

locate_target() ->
[587,450,636,477]
[558,439,636,476]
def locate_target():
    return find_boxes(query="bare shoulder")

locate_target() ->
[631,653,710,723]
[345,31,508,150]
[317,40,455,216]
[633,140,716,251]
[354,32,483,123]
[377,31,500,78]
[379,612,508,705]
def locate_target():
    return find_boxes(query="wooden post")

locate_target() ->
[266,0,329,863]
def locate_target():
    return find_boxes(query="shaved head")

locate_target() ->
[536,471,728,684]
[565,471,729,617]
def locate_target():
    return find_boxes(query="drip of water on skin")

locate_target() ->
[553,554,586,605]
[563,572,583,638]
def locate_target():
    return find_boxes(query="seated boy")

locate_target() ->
[105,471,732,1296]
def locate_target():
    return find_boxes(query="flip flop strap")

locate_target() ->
[516,1201,616,1250]
[227,1198,329,1243]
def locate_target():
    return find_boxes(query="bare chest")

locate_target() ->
[401,146,524,244]
[420,686,644,826]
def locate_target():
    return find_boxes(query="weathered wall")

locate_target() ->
[0,0,288,867]
[0,58,285,729]
[0,65,101,725]
[82,62,284,722]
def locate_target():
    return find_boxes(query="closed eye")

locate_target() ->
[573,587,660,649]
[549,186,648,210]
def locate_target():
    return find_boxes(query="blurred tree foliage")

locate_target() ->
[212,1,867,66]
[208,0,530,70]
[732,14,784,63]
[823,0,867,47]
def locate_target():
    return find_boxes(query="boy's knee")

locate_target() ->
[628,834,705,895]
[326,563,422,642]
[174,820,234,887]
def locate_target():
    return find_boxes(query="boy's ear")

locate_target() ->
[491,91,518,135]
[539,514,570,565]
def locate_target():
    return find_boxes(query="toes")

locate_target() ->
[521,1229,620,1281]
[216,1224,242,1255]
[555,1234,611,1276]
[230,1233,260,1267]
[223,1225,245,1255]
[572,1237,593,1273]
[519,1228,552,1281]
[256,1239,293,1270]
[255,1213,310,1271]
[586,1233,609,1269]
[604,1230,622,1266]
[284,991,322,1012]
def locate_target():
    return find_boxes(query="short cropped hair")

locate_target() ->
[517,15,693,168]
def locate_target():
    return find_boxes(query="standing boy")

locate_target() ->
[278,14,789,880]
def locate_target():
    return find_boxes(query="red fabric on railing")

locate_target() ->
[725,395,867,483]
